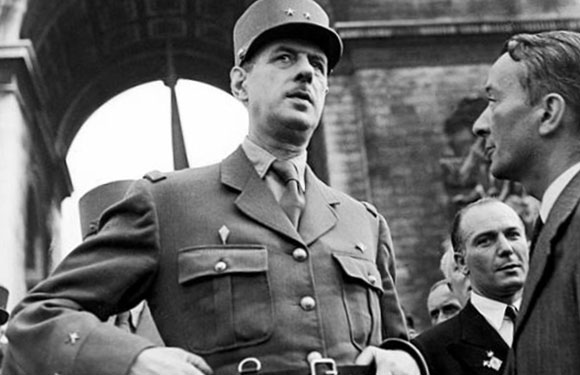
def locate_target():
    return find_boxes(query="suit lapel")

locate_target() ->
[448,302,509,374]
[221,147,304,244]
[516,173,580,337]
[298,167,339,245]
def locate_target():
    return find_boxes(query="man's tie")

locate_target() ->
[502,305,518,346]
[505,305,518,323]
[270,160,305,227]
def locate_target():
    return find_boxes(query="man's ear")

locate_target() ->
[230,66,249,102]
[538,93,566,136]
[454,252,469,275]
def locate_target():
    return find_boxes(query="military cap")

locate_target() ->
[0,285,9,325]
[234,0,343,70]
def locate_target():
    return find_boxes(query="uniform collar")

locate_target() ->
[241,137,307,191]
[540,162,580,222]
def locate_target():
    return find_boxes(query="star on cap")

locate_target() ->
[303,12,311,19]
[285,8,295,16]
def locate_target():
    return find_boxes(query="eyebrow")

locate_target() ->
[472,226,522,240]
[273,45,327,63]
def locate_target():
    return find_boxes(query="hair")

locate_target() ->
[439,240,456,279]
[429,278,453,294]
[450,197,504,255]
[503,30,580,119]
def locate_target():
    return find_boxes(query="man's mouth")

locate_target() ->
[498,263,521,272]
[484,146,495,160]
[286,89,312,103]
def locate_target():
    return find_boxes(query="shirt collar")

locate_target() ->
[540,162,580,222]
[241,137,307,190]
[470,292,521,331]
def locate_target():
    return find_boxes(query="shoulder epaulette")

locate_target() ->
[362,201,378,217]
[143,170,167,183]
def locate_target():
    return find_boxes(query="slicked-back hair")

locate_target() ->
[503,31,580,120]
[450,197,506,255]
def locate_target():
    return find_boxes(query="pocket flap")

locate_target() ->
[178,245,268,284]
[332,253,384,293]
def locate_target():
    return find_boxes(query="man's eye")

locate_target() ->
[476,237,491,246]
[311,61,326,73]
[277,54,292,62]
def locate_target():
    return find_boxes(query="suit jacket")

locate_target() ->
[412,301,509,375]
[3,147,408,375]
[506,172,580,375]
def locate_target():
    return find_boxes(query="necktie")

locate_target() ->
[270,160,305,227]
[505,305,518,322]
[501,305,518,346]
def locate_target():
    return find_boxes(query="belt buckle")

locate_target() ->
[238,357,262,375]
[310,358,338,375]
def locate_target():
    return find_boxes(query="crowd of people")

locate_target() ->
[1,1,580,375]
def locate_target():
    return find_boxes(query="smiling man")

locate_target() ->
[472,31,580,375]
[413,198,528,375]
[2,1,427,375]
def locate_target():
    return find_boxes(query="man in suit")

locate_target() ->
[472,30,580,375]
[426,279,462,326]
[3,1,428,375]
[412,198,529,375]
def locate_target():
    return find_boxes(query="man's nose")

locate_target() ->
[472,107,490,137]
[295,55,314,82]
[497,234,515,255]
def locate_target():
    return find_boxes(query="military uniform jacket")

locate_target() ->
[506,172,580,375]
[4,147,407,375]
[412,301,509,375]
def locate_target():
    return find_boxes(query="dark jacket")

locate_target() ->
[412,301,509,375]
[506,172,580,375]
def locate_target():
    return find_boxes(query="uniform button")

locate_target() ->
[307,351,323,363]
[368,274,377,285]
[292,248,308,262]
[214,261,228,273]
[300,296,316,311]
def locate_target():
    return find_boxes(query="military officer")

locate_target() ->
[3,1,428,375]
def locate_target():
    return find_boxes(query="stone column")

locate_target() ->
[0,0,28,311]
[0,53,30,310]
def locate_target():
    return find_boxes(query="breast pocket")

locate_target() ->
[178,245,273,353]
[333,253,384,350]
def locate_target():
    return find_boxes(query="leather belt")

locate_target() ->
[237,357,375,375]
[262,364,375,375]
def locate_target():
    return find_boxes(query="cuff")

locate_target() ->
[379,338,430,375]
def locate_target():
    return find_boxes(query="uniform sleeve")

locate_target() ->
[375,213,409,340]
[4,179,161,375]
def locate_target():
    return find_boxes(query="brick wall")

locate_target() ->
[325,63,490,330]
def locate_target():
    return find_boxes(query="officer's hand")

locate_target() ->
[129,347,213,375]
[355,346,420,375]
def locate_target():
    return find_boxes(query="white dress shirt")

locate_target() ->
[539,162,580,222]
[471,292,521,346]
